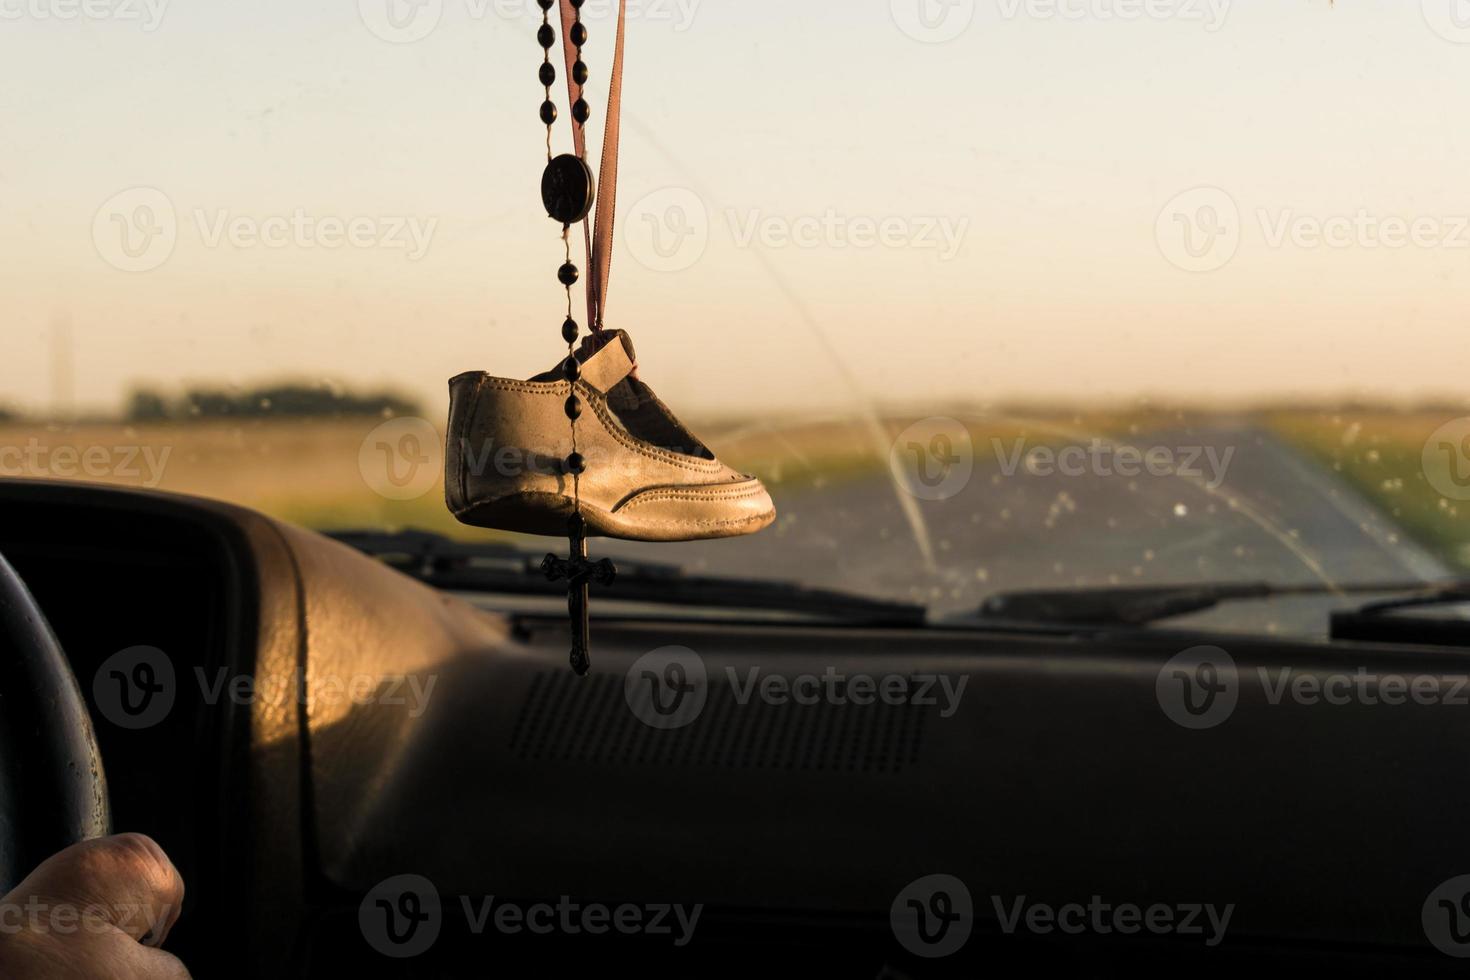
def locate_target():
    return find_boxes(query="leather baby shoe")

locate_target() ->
[445,330,776,542]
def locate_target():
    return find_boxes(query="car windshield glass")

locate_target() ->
[2,6,1467,638]
[592,415,1463,635]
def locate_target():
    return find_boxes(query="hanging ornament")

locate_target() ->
[443,0,777,676]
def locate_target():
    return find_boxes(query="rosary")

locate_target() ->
[534,0,625,676]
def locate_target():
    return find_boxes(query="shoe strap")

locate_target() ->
[559,0,626,334]
[577,330,636,393]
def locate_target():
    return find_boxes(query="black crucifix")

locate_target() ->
[540,513,616,675]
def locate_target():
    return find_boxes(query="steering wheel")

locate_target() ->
[0,549,111,894]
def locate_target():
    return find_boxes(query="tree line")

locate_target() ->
[125,383,421,422]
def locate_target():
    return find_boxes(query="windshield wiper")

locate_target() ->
[972,580,1470,628]
[327,528,927,627]
[1328,585,1470,646]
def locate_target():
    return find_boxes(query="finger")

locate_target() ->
[0,924,194,980]
[116,943,194,980]
[3,833,186,946]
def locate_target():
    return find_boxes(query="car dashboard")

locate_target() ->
[2,479,1468,976]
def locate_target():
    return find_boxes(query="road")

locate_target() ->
[588,426,1451,638]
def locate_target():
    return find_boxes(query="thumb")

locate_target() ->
[4,833,185,947]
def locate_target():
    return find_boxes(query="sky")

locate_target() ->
[2,0,1469,418]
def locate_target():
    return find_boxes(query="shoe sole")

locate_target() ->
[453,490,777,543]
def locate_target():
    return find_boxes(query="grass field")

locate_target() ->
[2,409,1466,573]
[1269,409,1470,571]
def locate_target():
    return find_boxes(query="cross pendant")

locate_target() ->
[540,513,617,675]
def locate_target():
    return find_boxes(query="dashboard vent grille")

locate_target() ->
[509,669,930,773]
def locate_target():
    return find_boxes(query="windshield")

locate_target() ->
[3,4,1467,637]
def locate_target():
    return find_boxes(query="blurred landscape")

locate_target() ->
[1,385,1466,586]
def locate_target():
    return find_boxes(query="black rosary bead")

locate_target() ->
[572,98,589,124]
[539,62,556,86]
[570,0,584,7]
[540,100,558,125]
[566,452,586,475]
[562,356,581,382]
[537,23,555,48]
[565,394,582,420]
[570,22,587,46]
[572,60,588,85]
[537,0,553,8]
[558,262,579,286]
[562,317,580,344]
